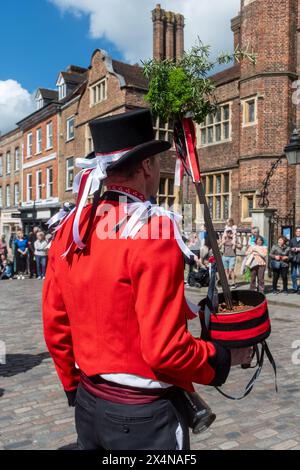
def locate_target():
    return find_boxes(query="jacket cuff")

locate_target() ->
[65,389,77,407]
[207,341,231,386]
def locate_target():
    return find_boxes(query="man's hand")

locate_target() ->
[230,347,253,366]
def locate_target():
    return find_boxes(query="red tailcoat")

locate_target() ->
[43,196,230,393]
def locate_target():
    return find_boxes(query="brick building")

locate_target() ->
[59,48,180,209]
[0,128,23,243]
[3,0,300,239]
[16,67,87,234]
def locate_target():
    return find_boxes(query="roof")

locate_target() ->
[112,60,149,90]
[60,71,87,85]
[210,64,240,86]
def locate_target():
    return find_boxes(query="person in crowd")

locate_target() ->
[0,235,8,258]
[28,226,40,279]
[199,224,207,248]
[185,233,201,286]
[220,229,240,289]
[0,259,13,280]
[270,236,290,295]
[14,230,29,280]
[34,231,49,280]
[9,230,18,274]
[224,219,237,238]
[289,227,300,294]
[0,253,7,267]
[246,236,268,293]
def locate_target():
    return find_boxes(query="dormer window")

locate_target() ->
[57,74,67,100]
[35,90,44,110]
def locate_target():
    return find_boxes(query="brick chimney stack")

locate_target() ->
[231,14,241,58]
[152,4,185,61]
[175,13,185,60]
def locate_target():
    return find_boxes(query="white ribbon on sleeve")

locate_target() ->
[120,201,195,260]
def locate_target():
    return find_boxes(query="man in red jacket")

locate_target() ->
[43,110,251,450]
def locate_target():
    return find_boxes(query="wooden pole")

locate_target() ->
[195,181,233,310]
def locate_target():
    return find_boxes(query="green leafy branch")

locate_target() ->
[142,38,257,125]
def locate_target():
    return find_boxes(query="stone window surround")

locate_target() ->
[66,115,75,142]
[241,190,258,222]
[90,77,108,107]
[26,132,33,158]
[242,95,258,127]
[66,157,74,191]
[198,102,232,147]
[26,173,33,202]
[198,170,231,222]
[36,169,43,201]
[6,151,11,175]
[36,127,42,155]
[46,167,54,199]
[46,121,53,150]
[5,184,11,208]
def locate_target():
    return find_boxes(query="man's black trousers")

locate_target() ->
[75,383,190,450]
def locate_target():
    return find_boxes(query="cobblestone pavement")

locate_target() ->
[0,280,299,450]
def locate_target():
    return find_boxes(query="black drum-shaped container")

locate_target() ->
[199,290,271,348]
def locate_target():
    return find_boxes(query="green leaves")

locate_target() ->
[142,38,257,125]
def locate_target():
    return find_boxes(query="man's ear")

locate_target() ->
[141,158,152,177]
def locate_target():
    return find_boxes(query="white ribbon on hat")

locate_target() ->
[47,148,132,256]
[120,200,195,260]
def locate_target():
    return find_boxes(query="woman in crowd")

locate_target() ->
[246,235,268,293]
[34,231,49,280]
[270,236,290,295]
[220,229,240,289]
[0,235,8,258]
[14,230,29,280]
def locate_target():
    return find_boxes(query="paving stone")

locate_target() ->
[271,439,299,450]
[1,281,300,450]
[219,441,239,450]
[254,429,278,439]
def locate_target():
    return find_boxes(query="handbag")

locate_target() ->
[245,253,259,269]
[270,259,282,270]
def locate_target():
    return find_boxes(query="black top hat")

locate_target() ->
[88,109,171,170]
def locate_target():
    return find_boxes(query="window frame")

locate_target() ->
[66,157,74,191]
[36,127,42,154]
[90,78,108,106]
[241,191,257,222]
[36,169,42,201]
[46,121,53,150]
[153,117,174,147]
[26,173,33,202]
[27,132,33,157]
[201,171,231,222]
[15,147,20,171]
[6,151,11,175]
[14,182,19,207]
[199,102,232,147]
[5,185,11,208]
[46,167,53,199]
[242,96,258,127]
[157,176,177,209]
[66,116,75,142]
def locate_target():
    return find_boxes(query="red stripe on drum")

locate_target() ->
[207,300,268,325]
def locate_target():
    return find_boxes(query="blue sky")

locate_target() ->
[0,0,123,93]
[0,0,240,134]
